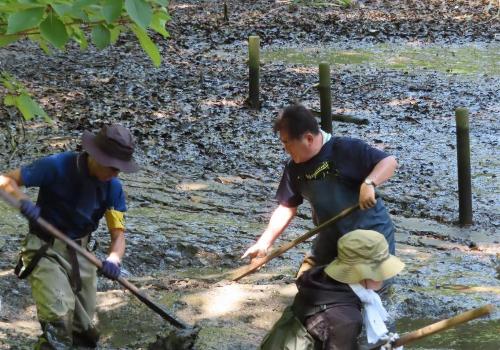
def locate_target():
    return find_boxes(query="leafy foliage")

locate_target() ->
[1,72,50,122]
[0,0,171,120]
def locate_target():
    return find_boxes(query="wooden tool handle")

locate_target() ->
[230,204,360,281]
[394,304,494,347]
[0,189,188,329]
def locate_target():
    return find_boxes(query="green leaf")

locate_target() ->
[6,7,45,34]
[15,94,50,121]
[150,10,170,38]
[125,0,152,29]
[109,25,121,44]
[153,0,168,6]
[67,6,89,21]
[74,0,98,6]
[4,95,16,106]
[52,4,72,17]
[91,24,110,49]
[130,24,161,67]
[29,34,53,54]
[0,35,20,47]
[102,0,122,24]
[70,25,88,50]
[40,12,69,49]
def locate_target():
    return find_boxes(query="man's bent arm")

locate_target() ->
[359,156,398,209]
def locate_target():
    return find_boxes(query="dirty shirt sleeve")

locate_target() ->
[276,162,303,207]
[105,179,127,231]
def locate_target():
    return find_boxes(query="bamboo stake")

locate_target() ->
[319,62,332,133]
[455,107,473,226]
[248,36,260,109]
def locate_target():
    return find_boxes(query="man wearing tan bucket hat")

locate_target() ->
[0,124,139,349]
[260,229,405,350]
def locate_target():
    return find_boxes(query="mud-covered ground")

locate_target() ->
[0,0,499,349]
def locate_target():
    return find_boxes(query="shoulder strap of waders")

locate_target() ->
[14,237,54,279]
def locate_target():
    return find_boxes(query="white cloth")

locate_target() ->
[321,130,332,145]
[349,283,389,344]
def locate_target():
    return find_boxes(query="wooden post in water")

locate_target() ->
[455,108,472,226]
[319,62,332,133]
[223,2,229,22]
[248,36,260,109]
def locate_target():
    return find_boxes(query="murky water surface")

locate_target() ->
[397,318,500,350]
[262,43,500,75]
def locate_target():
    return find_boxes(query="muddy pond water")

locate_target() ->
[261,42,500,76]
[0,37,499,349]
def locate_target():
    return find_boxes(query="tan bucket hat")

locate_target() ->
[324,229,404,284]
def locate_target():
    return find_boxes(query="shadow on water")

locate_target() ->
[262,43,500,75]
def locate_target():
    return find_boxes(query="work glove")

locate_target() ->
[19,199,41,221]
[101,259,121,280]
[380,332,403,350]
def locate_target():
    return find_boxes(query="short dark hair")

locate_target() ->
[273,104,320,139]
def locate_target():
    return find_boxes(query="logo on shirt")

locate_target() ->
[305,161,331,180]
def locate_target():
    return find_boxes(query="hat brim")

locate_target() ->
[324,255,405,284]
[82,131,139,173]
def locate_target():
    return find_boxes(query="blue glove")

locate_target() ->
[101,259,121,280]
[19,199,41,221]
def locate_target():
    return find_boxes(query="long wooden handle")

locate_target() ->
[393,304,494,347]
[230,204,360,281]
[0,189,188,329]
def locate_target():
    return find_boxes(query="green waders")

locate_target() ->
[18,234,99,349]
[259,306,316,350]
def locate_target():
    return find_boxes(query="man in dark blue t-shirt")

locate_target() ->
[243,104,398,273]
[0,124,139,349]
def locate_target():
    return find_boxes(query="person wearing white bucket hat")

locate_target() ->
[260,229,405,350]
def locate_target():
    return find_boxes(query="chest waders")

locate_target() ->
[297,163,395,266]
[15,230,93,296]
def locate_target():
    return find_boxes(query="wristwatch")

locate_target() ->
[364,178,376,187]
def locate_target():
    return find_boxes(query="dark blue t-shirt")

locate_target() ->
[276,137,388,207]
[21,152,126,239]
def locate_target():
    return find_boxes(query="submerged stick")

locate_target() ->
[311,110,369,125]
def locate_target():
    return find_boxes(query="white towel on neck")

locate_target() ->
[349,283,389,344]
[320,130,332,145]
